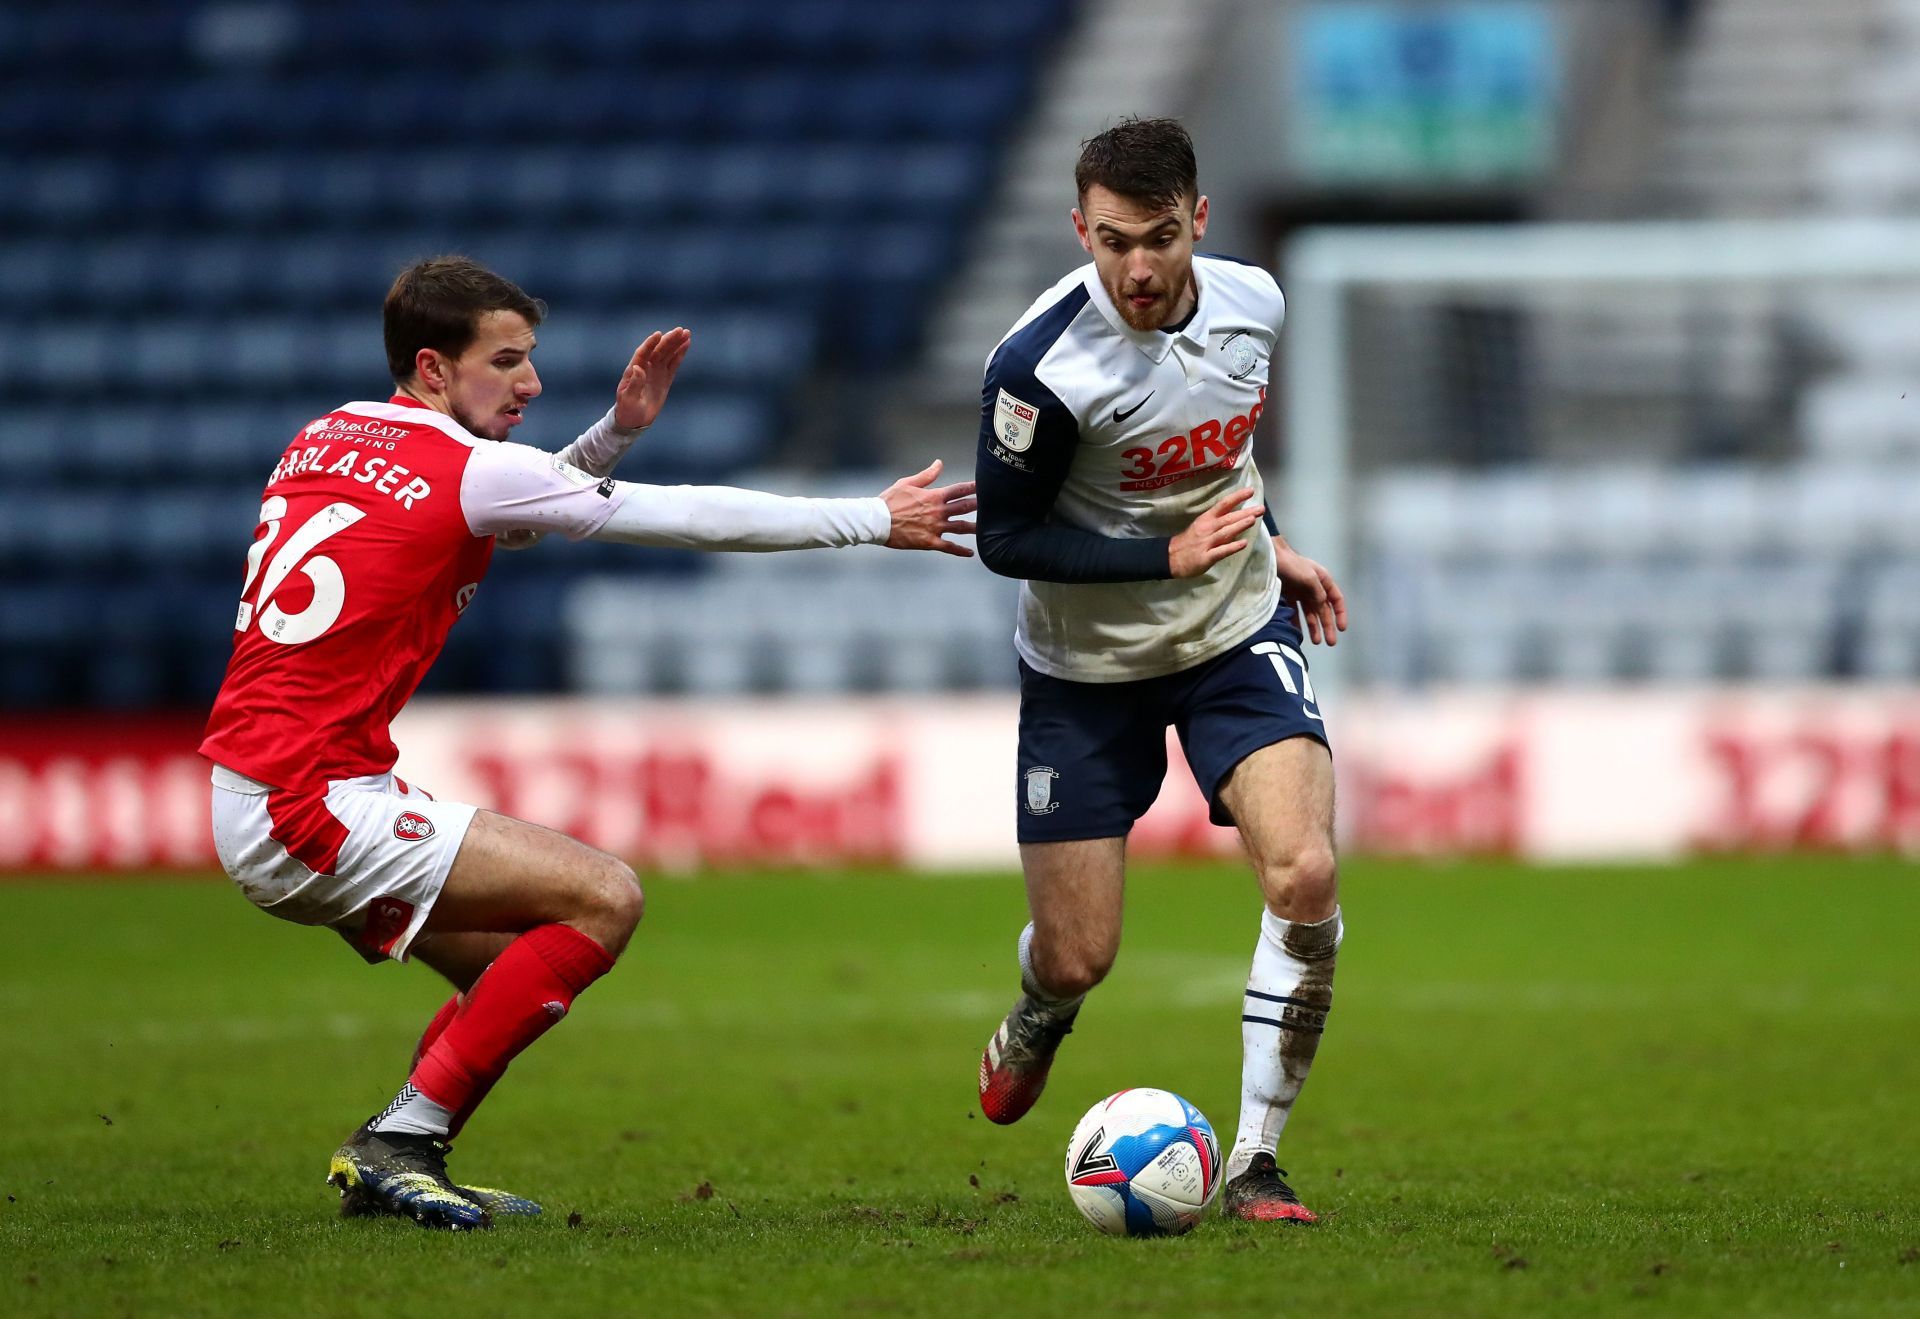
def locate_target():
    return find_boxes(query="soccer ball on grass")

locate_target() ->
[1063,1088,1221,1237]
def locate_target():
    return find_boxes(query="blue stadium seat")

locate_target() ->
[171,238,266,310]
[132,488,255,574]
[626,393,776,478]
[627,72,724,142]
[662,0,770,61]
[763,1,864,60]
[0,238,61,304]
[0,586,92,706]
[88,585,175,708]
[33,490,127,570]
[554,4,663,64]
[181,407,301,480]
[25,322,112,394]
[127,317,216,391]
[202,153,299,223]
[0,412,65,484]
[28,157,119,223]
[599,146,691,213]
[0,0,1054,708]
[73,406,177,486]
[0,84,73,150]
[83,240,165,308]
[222,316,307,388]
[884,143,991,214]
[720,74,817,144]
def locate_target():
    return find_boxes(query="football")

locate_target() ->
[1063,1088,1222,1237]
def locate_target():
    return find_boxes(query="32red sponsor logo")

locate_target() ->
[1119,388,1265,491]
[393,811,436,842]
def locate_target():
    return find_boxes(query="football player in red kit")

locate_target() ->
[201,257,975,1229]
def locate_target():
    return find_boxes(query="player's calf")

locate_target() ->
[978,923,1090,1124]
[377,923,617,1141]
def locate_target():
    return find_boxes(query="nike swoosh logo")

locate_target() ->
[1113,392,1154,424]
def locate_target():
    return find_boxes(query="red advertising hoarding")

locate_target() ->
[4,690,1920,874]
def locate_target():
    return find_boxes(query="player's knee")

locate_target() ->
[1259,844,1338,920]
[1035,940,1115,998]
[607,861,645,932]
[582,856,644,954]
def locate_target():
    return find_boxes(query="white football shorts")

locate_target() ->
[209,764,478,963]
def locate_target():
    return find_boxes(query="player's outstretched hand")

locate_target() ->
[1169,488,1265,578]
[881,460,978,557]
[1273,537,1348,646]
[613,328,693,432]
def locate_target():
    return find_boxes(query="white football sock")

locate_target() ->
[368,1082,455,1138]
[1226,906,1341,1181]
[1018,922,1084,1019]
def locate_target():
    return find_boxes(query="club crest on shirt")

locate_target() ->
[1223,331,1259,380]
[995,389,1038,453]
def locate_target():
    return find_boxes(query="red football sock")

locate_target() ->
[447,1074,499,1140]
[412,993,463,1070]
[408,924,614,1119]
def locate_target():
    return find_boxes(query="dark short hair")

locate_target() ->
[1074,117,1198,211]
[383,256,546,382]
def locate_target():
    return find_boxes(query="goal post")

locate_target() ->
[1278,218,1920,698]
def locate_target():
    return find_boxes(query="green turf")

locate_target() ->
[2,858,1917,1317]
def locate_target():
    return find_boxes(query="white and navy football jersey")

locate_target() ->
[974,254,1285,683]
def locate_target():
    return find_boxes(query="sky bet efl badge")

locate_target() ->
[996,389,1038,452]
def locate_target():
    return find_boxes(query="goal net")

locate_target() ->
[1279,220,1920,692]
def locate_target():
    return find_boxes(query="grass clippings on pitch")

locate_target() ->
[1,857,1917,1316]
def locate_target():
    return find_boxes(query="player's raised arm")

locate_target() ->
[551,327,693,478]
[497,328,694,551]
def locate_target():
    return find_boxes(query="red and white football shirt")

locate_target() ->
[200,396,625,792]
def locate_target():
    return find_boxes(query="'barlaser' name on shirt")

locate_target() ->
[269,444,434,509]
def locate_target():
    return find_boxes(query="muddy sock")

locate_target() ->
[1226,907,1341,1181]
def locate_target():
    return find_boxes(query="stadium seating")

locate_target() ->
[564,540,1021,696]
[0,0,1073,708]
[1361,461,1920,685]
[1327,0,1920,689]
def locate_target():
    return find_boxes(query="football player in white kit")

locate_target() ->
[972,119,1348,1223]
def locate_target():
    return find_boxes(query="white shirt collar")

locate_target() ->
[1081,263,1212,362]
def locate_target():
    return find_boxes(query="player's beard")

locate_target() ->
[452,403,511,443]
[1109,268,1188,332]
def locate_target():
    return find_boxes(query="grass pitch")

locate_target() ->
[2,857,1917,1317]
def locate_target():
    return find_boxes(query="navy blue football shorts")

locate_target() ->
[1014,605,1331,843]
